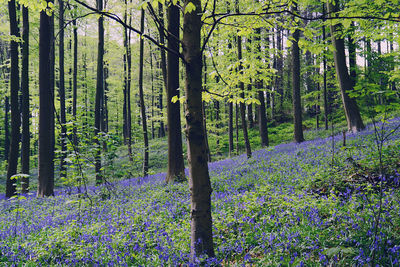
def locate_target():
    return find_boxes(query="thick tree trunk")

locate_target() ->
[138,9,149,177]
[183,0,214,259]
[328,2,365,133]
[21,6,30,193]
[6,0,20,198]
[292,3,304,143]
[38,0,55,197]
[94,0,104,184]
[165,2,185,182]
[59,0,67,180]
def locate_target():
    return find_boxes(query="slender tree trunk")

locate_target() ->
[6,0,20,198]
[228,99,234,156]
[72,17,78,147]
[157,3,166,138]
[38,0,55,197]
[235,103,239,154]
[328,1,365,133]
[203,55,211,162]
[292,3,304,143]
[94,0,104,184]
[59,0,67,180]
[237,35,252,158]
[226,1,234,157]
[21,6,30,193]
[183,0,214,258]
[4,96,9,161]
[138,9,149,177]
[165,2,185,182]
[322,4,329,130]
[236,2,251,158]
[275,26,284,116]
[348,22,357,88]
[256,27,269,147]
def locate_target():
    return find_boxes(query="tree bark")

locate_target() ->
[183,0,214,259]
[328,1,365,133]
[322,4,329,130]
[138,9,149,177]
[256,28,269,147]
[165,2,185,182]
[6,0,20,198]
[59,0,67,180]
[157,3,166,138]
[291,3,304,143]
[4,96,9,161]
[38,0,55,197]
[21,6,30,193]
[72,16,78,147]
[236,2,251,158]
[94,0,104,184]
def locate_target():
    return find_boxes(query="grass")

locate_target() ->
[0,116,399,266]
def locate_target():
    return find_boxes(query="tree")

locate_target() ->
[138,9,149,177]
[257,28,269,147]
[94,0,104,184]
[59,0,67,180]
[182,0,214,258]
[38,0,55,197]
[291,3,304,143]
[165,1,185,183]
[328,1,365,133]
[6,0,20,198]
[21,5,30,193]
[236,1,252,159]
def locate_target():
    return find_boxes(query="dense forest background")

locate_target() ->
[0,0,399,264]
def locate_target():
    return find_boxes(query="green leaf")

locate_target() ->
[185,2,196,14]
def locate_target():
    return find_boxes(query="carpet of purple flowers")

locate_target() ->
[1,118,399,266]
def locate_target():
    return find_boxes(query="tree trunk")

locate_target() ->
[72,17,78,147]
[236,2,251,158]
[348,22,357,88]
[328,1,365,133]
[21,6,30,193]
[165,2,185,182]
[157,3,166,138]
[292,3,304,143]
[203,55,211,162]
[183,0,214,258]
[238,35,252,158]
[4,96,9,161]
[59,0,67,180]
[322,4,329,130]
[256,28,269,147]
[94,0,104,184]
[228,100,234,156]
[138,9,149,177]
[6,0,20,198]
[38,0,55,197]
[226,1,234,157]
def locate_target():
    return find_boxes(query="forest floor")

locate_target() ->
[0,117,399,266]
